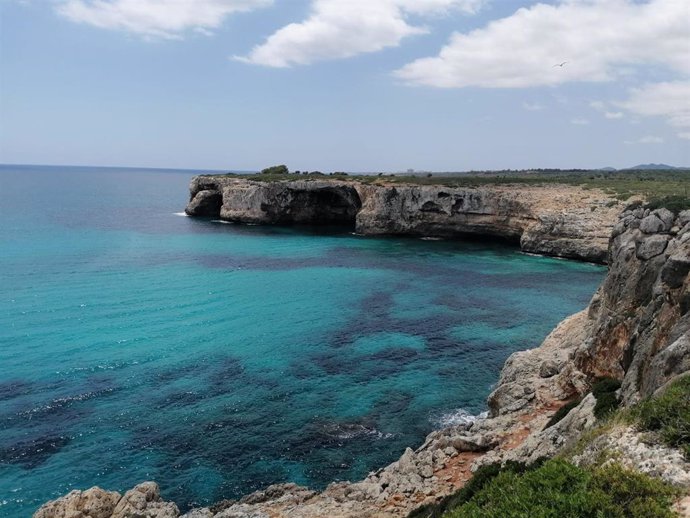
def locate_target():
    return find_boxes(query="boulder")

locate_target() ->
[635,234,669,260]
[661,246,690,288]
[34,487,121,518]
[111,482,178,518]
[539,359,560,378]
[653,208,675,231]
[639,214,664,234]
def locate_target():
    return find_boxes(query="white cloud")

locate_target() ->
[679,132,690,140]
[605,111,624,119]
[617,81,690,139]
[237,0,485,67]
[395,0,690,88]
[590,100,624,119]
[522,101,544,111]
[624,135,664,145]
[57,0,272,39]
[571,117,590,125]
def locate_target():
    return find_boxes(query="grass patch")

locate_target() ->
[443,459,679,518]
[592,377,622,419]
[632,376,690,459]
[543,397,584,430]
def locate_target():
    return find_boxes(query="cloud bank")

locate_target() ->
[618,81,690,139]
[57,0,272,39]
[238,0,485,67]
[625,135,664,145]
[394,0,689,88]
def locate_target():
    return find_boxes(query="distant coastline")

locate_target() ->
[184,174,625,263]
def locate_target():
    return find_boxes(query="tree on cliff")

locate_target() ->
[261,164,289,175]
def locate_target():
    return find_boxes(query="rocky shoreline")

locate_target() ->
[34,200,690,517]
[185,176,624,263]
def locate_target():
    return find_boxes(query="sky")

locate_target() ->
[0,0,688,172]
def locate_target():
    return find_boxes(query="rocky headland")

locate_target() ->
[185,176,624,263]
[35,196,690,517]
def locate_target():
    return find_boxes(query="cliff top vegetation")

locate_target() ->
[410,375,690,518]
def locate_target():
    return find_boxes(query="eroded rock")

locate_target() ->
[186,177,621,263]
[111,482,179,518]
[34,487,121,518]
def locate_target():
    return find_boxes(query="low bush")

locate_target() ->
[445,459,678,518]
[632,375,690,459]
[407,461,541,518]
[645,195,690,214]
[260,164,289,175]
[592,377,621,419]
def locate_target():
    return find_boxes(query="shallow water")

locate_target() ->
[0,165,606,516]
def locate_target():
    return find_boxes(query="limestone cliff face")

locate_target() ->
[463,207,690,490]
[571,207,690,404]
[185,176,621,263]
[490,207,690,413]
[186,177,361,225]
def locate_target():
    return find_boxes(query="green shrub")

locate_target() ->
[407,461,541,518]
[632,376,690,459]
[544,397,583,430]
[590,463,679,518]
[260,164,289,175]
[445,459,678,518]
[592,377,621,419]
[645,195,690,214]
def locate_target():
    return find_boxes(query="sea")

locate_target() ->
[0,164,606,516]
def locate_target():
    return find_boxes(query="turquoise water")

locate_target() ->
[0,165,606,516]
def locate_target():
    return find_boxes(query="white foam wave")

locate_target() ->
[420,236,443,241]
[173,212,189,217]
[325,423,395,440]
[433,408,488,428]
[211,220,234,225]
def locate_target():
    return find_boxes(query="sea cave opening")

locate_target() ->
[287,186,363,230]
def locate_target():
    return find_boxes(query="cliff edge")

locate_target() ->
[185,176,623,263]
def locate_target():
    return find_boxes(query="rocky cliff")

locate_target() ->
[185,176,622,263]
[35,206,690,518]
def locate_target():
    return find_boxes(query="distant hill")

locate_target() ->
[627,163,684,170]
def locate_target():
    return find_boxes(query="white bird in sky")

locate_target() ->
[553,61,568,67]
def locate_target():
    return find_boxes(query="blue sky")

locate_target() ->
[0,0,688,172]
